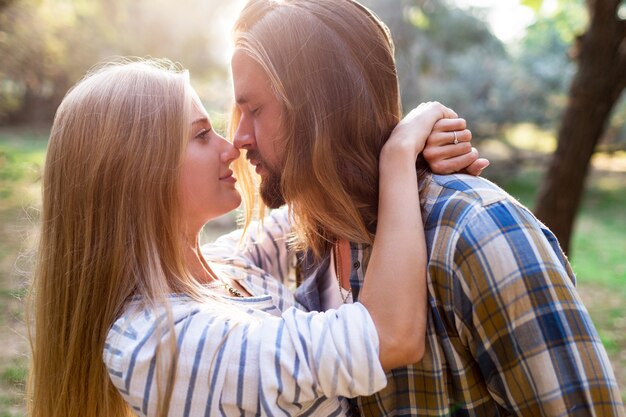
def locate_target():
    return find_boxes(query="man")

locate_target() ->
[230,0,625,416]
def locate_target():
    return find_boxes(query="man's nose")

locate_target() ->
[233,118,254,150]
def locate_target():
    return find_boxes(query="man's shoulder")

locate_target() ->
[426,173,511,207]
[421,173,533,234]
[423,174,556,265]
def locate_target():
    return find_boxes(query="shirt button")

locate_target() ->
[353,261,360,269]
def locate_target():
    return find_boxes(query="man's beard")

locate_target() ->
[247,150,285,208]
[260,168,285,208]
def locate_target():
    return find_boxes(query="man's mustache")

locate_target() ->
[245,150,261,164]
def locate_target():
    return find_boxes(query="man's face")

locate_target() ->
[231,50,286,208]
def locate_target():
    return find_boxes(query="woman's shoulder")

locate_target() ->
[104,298,198,357]
[102,297,255,403]
[103,294,283,358]
[104,297,227,355]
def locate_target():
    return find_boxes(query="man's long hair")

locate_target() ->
[232,0,421,257]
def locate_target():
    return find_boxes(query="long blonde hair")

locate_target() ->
[233,0,423,257]
[27,59,213,417]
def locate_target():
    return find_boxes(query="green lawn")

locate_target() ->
[0,129,48,417]
[0,128,624,414]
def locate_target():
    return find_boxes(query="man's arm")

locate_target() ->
[453,200,625,416]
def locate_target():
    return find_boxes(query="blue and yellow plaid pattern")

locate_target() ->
[349,174,625,416]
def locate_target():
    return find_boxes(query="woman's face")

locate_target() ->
[180,89,241,232]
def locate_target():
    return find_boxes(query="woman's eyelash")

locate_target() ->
[196,128,211,139]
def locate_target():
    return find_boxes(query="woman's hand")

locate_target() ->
[422,116,490,176]
[382,101,458,163]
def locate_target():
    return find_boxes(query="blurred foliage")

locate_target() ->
[0,0,624,148]
[362,0,552,137]
[514,0,588,127]
[361,0,625,147]
[0,0,238,125]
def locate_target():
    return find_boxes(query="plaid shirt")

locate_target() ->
[296,173,625,417]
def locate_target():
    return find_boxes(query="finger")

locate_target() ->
[429,148,479,175]
[441,105,458,119]
[427,128,472,147]
[433,118,467,132]
[422,141,472,162]
[463,158,490,176]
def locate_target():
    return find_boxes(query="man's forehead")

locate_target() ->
[232,51,272,103]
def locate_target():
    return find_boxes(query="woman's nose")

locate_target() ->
[222,140,240,163]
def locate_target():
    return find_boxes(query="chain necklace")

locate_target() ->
[191,244,245,298]
[333,241,353,304]
[204,271,244,298]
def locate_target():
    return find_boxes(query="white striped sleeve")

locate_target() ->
[254,303,387,415]
[103,302,387,416]
[203,207,294,285]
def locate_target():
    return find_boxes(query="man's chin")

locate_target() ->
[260,176,285,208]
[260,188,285,209]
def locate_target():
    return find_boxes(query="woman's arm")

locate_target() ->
[104,300,386,416]
[359,102,454,370]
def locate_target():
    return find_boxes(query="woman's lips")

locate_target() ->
[220,170,236,183]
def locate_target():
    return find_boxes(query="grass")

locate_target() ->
[0,127,624,413]
[0,128,47,417]
[0,362,27,388]
[570,170,626,291]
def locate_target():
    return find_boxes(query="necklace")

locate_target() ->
[224,281,245,298]
[190,245,245,298]
[206,279,244,298]
[333,241,353,304]
[204,272,244,298]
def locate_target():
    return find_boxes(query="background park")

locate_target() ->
[0,0,625,415]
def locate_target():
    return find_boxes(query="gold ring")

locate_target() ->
[453,131,459,145]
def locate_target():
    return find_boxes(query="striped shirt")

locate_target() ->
[103,208,387,417]
[296,173,625,417]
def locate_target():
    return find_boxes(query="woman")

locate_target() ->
[27,59,471,417]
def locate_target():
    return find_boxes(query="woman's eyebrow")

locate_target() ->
[191,117,209,125]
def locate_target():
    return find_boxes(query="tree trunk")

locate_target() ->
[0,0,13,12]
[534,0,626,255]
